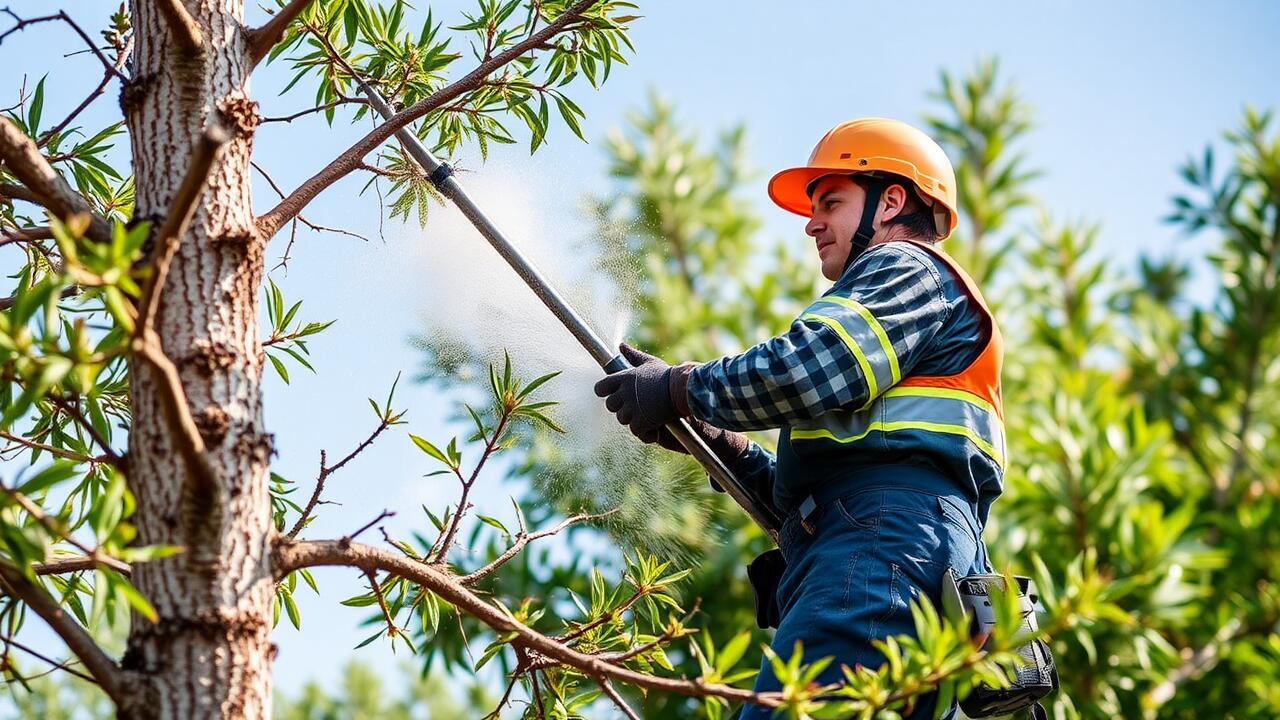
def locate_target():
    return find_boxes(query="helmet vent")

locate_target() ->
[839,152,851,159]
[858,159,868,166]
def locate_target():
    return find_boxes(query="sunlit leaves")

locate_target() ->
[263,278,335,384]
[271,0,638,227]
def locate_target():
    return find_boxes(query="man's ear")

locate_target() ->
[877,183,909,225]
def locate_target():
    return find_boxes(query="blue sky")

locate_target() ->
[2,0,1278,707]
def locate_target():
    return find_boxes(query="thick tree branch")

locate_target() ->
[155,0,203,53]
[254,0,599,239]
[131,340,221,535]
[136,123,229,335]
[0,181,41,205]
[273,538,780,710]
[245,0,317,68]
[32,554,131,577]
[0,563,128,703]
[130,125,230,547]
[0,118,111,243]
[0,225,54,242]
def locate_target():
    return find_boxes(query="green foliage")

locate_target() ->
[270,0,640,227]
[263,278,336,385]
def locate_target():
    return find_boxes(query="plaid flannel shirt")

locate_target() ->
[687,241,987,495]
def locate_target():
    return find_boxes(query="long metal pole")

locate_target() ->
[359,84,781,539]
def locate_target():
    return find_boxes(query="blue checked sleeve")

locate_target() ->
[686,243,954,431]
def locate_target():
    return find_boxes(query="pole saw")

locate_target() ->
[356,82,782,540]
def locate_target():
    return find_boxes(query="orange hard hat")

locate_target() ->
[768,118,959,240]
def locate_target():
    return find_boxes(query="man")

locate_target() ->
[594,118,1004,719]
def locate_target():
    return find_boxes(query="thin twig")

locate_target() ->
[557,587,645,644]
[1,635,97,684]
[434,408,514,564]
[245,0,316,67]
[484,672,522,720]
[287,417,392,538]
[254,0,601,239]
[598,599,701,665]
[363,569,399,637]
[0,285,78,313]
[44,392,119,464]
[155,0,203,53]
[459,509,618,585]
[37,32,133,148]
[530,669,548,718]
[341,510,394,545]
[0,481,96,558]
[260,98,365,124]
[598,679,641,720]
[251,160,369,271]
[0,10,128,82]
[0,429,115,466]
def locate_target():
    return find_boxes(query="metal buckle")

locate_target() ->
[799,495,819,535]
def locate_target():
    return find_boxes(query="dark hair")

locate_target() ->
[850,174,939,242]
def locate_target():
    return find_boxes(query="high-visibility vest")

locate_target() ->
[774,241,1005,512]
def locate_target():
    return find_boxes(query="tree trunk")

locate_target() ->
[120,1,273,717]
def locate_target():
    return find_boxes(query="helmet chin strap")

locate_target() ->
[842,176,886,275]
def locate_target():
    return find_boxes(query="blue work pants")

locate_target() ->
[739,485,990,720]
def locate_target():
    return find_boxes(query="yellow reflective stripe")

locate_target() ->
[818,295,901,384]
[883,385,998,418]
[792,420,1006,468]
[801,312,880,400]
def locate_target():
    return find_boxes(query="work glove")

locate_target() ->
[655,419,751,464]
[656,419,753,493]
[593,343,692,443]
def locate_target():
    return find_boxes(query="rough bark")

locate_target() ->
[120,1,273,717]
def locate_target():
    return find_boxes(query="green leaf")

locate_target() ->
[409,433,451,466]
[115,576,158,623]
[716,632,752,674]
[516,370,561,400]
[354,629,384,649]
[16,460,79,497]
[28,76,46,134]
[267,352,290,384]
[477,515,508,535]
[282,589,301,629]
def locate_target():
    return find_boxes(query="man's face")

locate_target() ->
[805,175,869,281]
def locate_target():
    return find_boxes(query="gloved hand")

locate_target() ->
[655,419,750,463]
[656,419,752,493]
[593,343,690,443]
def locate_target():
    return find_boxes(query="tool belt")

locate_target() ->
[942,571,1059,718]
